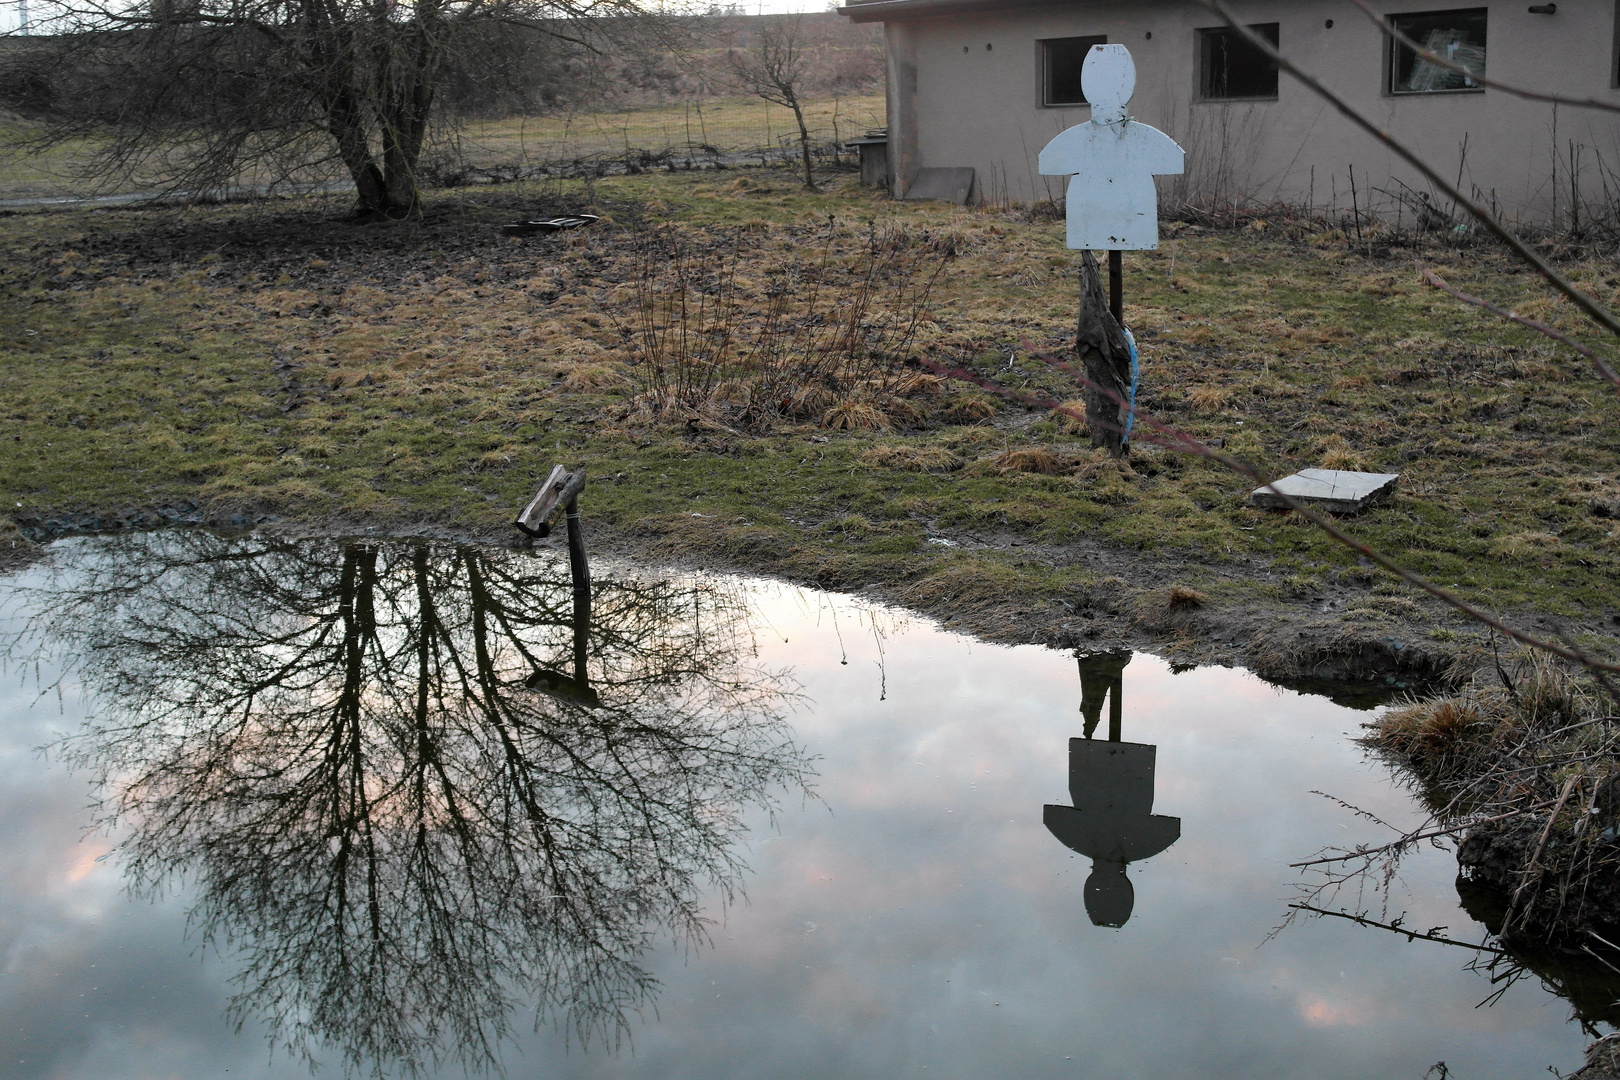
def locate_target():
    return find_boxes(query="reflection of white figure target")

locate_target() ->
[1038,45,1184,251]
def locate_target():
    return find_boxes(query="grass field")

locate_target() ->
[455,94,885,169]
[1,159,1617,675]
[0,94,887,201]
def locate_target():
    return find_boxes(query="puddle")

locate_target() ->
[0,533,1602,1078]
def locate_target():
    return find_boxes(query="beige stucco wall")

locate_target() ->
[871,0,1620,225]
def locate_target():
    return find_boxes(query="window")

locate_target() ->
[1198,23,1279,100]
[1041,36,1107,106]
[1389,9,1486,94]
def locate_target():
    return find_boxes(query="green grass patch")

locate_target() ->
[0,165,1617,640]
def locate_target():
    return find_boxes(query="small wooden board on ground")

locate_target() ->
[502,214,600,237]
[1248,469,1400,514]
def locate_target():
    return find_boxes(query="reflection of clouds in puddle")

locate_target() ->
[1301,997,1367,1026]
[0,554,1596,1080]
[625,582,1589,1080]
[60,839,112,885]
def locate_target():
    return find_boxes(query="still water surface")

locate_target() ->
[0,534,1600,1078]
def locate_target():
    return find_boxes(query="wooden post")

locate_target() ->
[1108,249,1123,326]
[1076,251,1133,458]
[518,465,600,708]
[515,465,585,539]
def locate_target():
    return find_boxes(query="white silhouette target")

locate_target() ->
[1038,45,1184,251]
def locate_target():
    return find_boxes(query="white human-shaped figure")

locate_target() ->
[1038,44,1184,251]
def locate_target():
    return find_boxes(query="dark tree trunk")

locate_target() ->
[1076,249,1133,458]
[789,98,815,191]
[309,5,441,220]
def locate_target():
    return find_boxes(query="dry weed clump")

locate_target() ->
[560,364,626,392]
[937,392,999,425]
[860,444,964,473]
[1049,400,1088,436]
[1313,433,1370,472]
[988,448,1062,475]
[1348,652,1620,944]
[1489,531,1563,561]
[1186,385,1231,413]
[823,401,891,431]
[616,224,953,433]
[1165,586,1208,609]
[1369,695,1497,787]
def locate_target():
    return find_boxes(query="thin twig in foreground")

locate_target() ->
[1289,902,1508,955]
[1419,264,1620,388]
[1288,806,1545,869]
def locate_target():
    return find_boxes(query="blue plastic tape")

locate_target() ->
[1122,326,1140,445]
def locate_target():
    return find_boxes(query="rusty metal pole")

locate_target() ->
[1108,249,1123,326]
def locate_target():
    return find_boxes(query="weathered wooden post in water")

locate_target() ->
[515,465,599,706]
[1038,44,1184,457]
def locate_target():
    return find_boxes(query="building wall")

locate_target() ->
[875,0,1620,225]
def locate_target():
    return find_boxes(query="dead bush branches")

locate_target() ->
[1284,650,1620,950]
[613,223,952,433]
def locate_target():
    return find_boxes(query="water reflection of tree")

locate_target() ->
[16,533,809,1078]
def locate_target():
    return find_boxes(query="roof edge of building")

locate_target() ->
[838,0,1076,23]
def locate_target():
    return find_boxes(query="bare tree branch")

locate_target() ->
[1417,263,1620,389]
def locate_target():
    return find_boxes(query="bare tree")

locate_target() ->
[728,13,817,190]
[0,0,666,218]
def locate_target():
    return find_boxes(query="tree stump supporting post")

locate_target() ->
[1077,250,1133,458]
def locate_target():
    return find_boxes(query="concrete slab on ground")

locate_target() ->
[1248,469,1400,513]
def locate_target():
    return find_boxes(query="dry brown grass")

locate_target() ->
[823,401,891,431]
[1315,433,1370,472]
[1489,532,1563,561]
[1369,651,1598,789]
[1187,385,1231,413]
[1049,399,1089,436]
[785,384,836,420]
[560,363,626,392]
[1166,586,1208,608]
[1372,697,1491,776]
[989,448,1062,475]
[860,444,964,473]
[938,393,999,424]
[893,372,943,397]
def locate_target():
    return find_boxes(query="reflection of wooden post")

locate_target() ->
[1078,651,1131,741]
[565,494,591,684]
[1108,675,1122,743]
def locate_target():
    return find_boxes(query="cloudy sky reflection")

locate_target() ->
[0,557,1594,1079]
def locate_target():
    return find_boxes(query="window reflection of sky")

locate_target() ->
[0,554,1593,1079]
